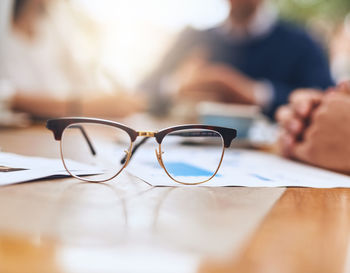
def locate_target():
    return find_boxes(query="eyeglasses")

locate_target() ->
[46,117,237,185]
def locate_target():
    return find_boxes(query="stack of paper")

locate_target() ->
[1,149,349,188]
[127,148,350,188]
[0,152,99,186]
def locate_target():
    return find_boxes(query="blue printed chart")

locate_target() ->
[127,148,350,188]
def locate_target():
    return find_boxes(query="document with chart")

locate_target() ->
[127,148,350,188]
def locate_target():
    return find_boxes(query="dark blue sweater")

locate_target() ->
[143,21,334,118]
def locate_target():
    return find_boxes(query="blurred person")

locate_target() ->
[0,0,144,118]
[142,0,334,119]
[276,82,350,174]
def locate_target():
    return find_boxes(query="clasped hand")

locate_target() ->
[276,82,350,173]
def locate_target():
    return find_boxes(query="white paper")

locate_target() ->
[127,148,350,188]
[0,152,99,186]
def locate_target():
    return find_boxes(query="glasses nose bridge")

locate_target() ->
[137,131,156,138]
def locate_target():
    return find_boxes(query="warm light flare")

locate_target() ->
[70,0,229,88]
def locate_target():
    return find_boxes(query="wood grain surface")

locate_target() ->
[0,125,349,273]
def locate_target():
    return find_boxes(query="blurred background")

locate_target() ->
[1,0,346,88]
[0,0,350,123]
[72,0,350,87]
[2,0,348,88]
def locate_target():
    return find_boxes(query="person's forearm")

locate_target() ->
[218,72,257,104]
[12,93,68,118]
[12,92,146,119]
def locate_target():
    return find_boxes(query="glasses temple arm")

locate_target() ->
[70,125,97,156]
[120,136,149,164]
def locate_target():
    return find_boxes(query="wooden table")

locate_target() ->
[1,125,350,273]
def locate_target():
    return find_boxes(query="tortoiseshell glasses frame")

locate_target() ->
[46,117,237,185]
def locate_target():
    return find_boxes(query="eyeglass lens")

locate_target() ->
[160,129,224,184]
[61,123,131,182]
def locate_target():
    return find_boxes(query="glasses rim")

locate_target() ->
[59,138,133,183]
[47,117,237,184]
[157,130,226,185]
[59,122,134,182]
